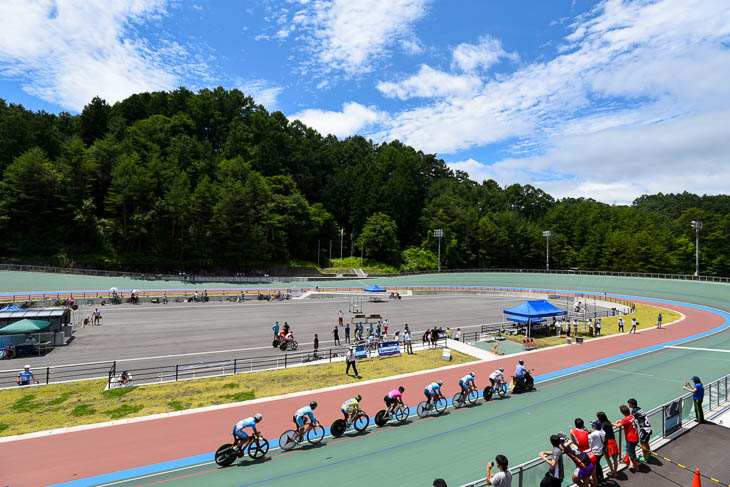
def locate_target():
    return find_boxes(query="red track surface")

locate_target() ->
[1,300,723,487]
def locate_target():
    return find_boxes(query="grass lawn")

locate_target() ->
[0,348,473,437]
[505,303,681,349]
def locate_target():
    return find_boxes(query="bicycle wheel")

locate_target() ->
[290,340,298,351]
[307,424,325,444]
[417,401,429,418]
[248,437,269,459]
[395,405,410,423]
[466,389,478,405]
[353,412,369,432]
[483,386,493,401]
[330,419,346,438]
[279,430,298,451]
[452,392,465,409]
[374,410,388,427]
[272,339,279,348]
[497,385,507,398]
[214,444,237,467]
[434,397,447,414]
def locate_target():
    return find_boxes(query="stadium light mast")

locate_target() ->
[434,228,444,273]
[542,231,554,271]
[691,221,703,277]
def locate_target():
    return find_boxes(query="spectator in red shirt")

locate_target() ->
[613,405,640,471]
[570,418,590,452]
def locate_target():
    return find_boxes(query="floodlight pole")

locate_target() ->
[434,229,444,273]
[542,231,554,271]
[340,228,344,266]
[691,221,703,277]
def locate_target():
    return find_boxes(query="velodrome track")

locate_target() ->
[1,294,728,487]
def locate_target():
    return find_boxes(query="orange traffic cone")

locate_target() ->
[692,468,702,487]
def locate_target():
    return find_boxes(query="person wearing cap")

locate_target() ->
[683,376,705,423]
[588,419,606,484]
[17,365,37,386]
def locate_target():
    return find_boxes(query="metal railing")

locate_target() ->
[459,372,730,487]
[0,360,114,388]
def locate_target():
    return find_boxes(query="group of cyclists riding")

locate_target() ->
[226,360,534,461]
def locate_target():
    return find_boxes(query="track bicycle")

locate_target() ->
[452,384,480,408]
[417,396,447,418]
[330,410,370,437]
[214,431,269,467]
[278,421,325,451]
[483,380,509,401]
[374,404,410,426]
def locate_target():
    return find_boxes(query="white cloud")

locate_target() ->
[289,102,382,138]
[237,80,283,108]
[451,35,518,72]
[377,65,482,100]
[0,0,211,111]
[287,0,431,76]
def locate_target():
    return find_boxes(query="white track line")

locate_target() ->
[667,345,730,353]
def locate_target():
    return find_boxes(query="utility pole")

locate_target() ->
[542,231,553,271]
[691,221,703,276]
[434,229,444,272]
[317,239,320,268]
[361,240,364,267]
[329,240,332,268]
[339,228,344,266]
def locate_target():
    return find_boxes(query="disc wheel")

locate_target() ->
[434,397,447,414]
[279,430,298,451]
[307,424,325,444]
[353,412,369,432]
[452,392,465,409]
[330,419,346,438]
[290,340,298,351]
[214,444,237,467]
[417,401,429,418]
[483,386,493,401]
[374,410,387,427]
[395,405,410,422]
[248,437,269,459]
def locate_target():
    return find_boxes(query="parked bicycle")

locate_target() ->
[214,431,269,467]
[330,410,370,437]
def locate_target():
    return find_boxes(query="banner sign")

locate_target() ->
[664,399,683,435]
[378,341,401,357]
[355,344,368,360]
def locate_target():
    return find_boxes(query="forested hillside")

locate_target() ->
[0,88,728,275]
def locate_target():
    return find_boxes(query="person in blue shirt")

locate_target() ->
[294,401,318,437]
[272,321,280,337]
[459,372,476,393]
[424,380,444,406]
[683,376,705,423]
[232,413,262,451]
[16,365,37,386]
[514,360,528,388]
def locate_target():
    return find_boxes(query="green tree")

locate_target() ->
[357,213,400,265]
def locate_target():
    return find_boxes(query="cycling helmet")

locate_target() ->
[310,401,317,409]
[355,394,362,401]
[436,380,443,386]
[470,372,475,377]
[499,367,504,372]
[398,386,405,393]
[519,360,524,365]
[254,413,263,422]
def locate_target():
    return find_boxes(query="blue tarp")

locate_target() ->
[0,305,25,311]
[364,285,386,293]
[503,300,567,319]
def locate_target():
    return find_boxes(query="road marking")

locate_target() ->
[667,345,730,353]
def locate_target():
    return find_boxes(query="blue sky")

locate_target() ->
[1,0,729,204]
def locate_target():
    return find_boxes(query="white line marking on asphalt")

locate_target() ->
[667,346,730,353]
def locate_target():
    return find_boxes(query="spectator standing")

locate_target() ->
[17,365,37,386]
[628,398,652,462]
[629,318,638,334]
[588,420,606,484]
[273,321,280,337]
[683,376,705,423]
[572,320,579,337]
[569,418,590,453]
[613,405,640,471]
[338,310,344,327]
[162,292,168,304]
[539,435,565,487]
[405,329,413,354]
[345,346,360,378]
[383,319,389,335]
[345,323,351,344]
[486,454,512,486]
[597,411,619,478]
[313,334,319,358]
[93,308,102,325]
[595,319,601,336]
[618,317,624,332]
[455,328,462,341]
[656,313,663,329]
[446,327,452,339]
[333,326,341,346]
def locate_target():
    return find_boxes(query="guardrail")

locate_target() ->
[0,360,114,388]
[459,372,730,487]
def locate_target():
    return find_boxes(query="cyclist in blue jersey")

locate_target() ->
[459,372,476,393]
[294,401,318,437]
[341,395,362,422]
[232,413,262,451]
[424,380,444,406]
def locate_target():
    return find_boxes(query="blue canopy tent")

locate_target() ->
[363,284,386,293]
[503,300,567,337]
